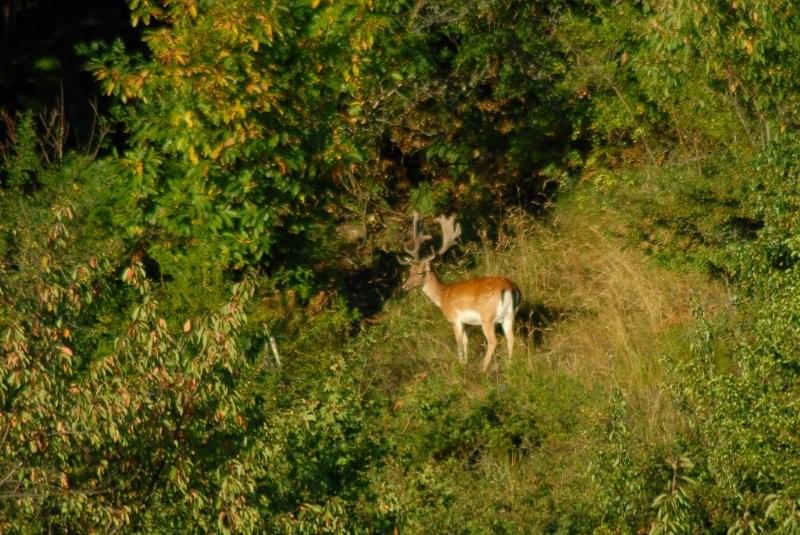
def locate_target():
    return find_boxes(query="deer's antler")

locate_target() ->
[404,211,433,262]
[435,214,461,255]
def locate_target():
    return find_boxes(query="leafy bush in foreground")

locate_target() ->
[0,137,392,532]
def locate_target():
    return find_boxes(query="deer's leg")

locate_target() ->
[480,320,498,372]
[461,328,469,361]
[502,317,514,359]
[453,322,466,362]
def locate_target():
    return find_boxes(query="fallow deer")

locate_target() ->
[402,212,521,372]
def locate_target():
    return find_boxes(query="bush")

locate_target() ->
[0,135,393,532]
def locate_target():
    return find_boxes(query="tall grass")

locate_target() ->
[489,200,728,438]
[349,195,730,531]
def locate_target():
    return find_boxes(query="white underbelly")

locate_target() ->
[456,309,483,325]
[454,296,513,326]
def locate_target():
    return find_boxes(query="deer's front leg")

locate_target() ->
[453,322,467,362]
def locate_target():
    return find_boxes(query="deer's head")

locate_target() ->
[401,211,461,291]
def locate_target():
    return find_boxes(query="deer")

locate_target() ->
[401,212,521,372]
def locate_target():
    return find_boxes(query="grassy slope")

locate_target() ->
[348,192,731,532]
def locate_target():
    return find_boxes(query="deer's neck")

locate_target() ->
[422,270,445,308]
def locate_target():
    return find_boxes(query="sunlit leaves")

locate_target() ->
[0,149,392,530]
[645,0,800,145]
[86,0,379,272]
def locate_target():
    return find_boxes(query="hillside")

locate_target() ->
[3,0,800,532]
[348,195,730,532]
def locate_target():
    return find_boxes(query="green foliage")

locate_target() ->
[400,378,572,465]
[3,113,43,190]
[364,0,580,209]
[86,0,383,273]
[6,0,800,531]
[588,387,665,533]
[0,143,392,532]
[649,457,697,535]
[0,243,391,531]
[565,0,800,531]
[80,0,585,291]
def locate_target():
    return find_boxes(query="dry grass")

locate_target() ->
[479,201,728,436]
[356,197,732,531]
[360,197,729,421]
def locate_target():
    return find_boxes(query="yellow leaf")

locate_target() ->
[183,319,192,333]
[60,346,73,357]
[188,146,199,164]
[311,0,322,8]
[123,266,136,282]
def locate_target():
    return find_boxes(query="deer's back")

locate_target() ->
[440,276,518,323]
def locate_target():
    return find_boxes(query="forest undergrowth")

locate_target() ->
[348,195,731,532]
[4,0,800,531]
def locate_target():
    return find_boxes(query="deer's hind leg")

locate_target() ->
[480,320,498,372]
[502,316,514,359]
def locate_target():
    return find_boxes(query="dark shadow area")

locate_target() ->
[723,215,763,241]
[513,301,596,346]
[0,0,142,148]
[338,250,404,320]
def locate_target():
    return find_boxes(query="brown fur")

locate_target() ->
[403,261,520,371]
